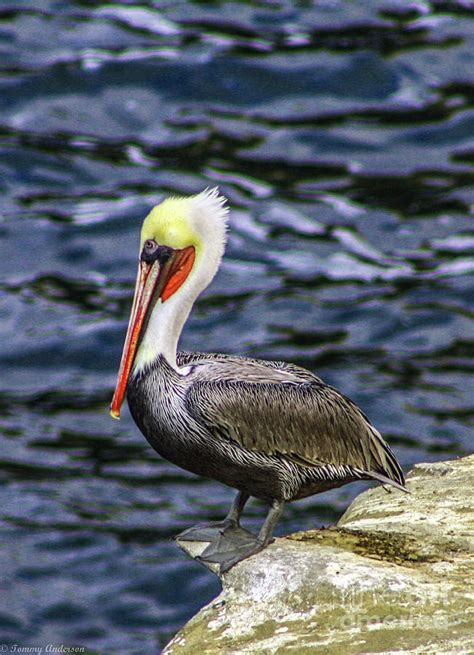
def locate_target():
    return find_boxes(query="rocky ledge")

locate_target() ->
[164,455,474,654]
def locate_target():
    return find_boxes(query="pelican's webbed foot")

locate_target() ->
[175,519,249,543]
[197,531,266,573]
[197,498,285,574]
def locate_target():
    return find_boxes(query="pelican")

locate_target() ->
[110,188,406,573]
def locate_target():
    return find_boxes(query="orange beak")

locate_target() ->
[110,245,195,419]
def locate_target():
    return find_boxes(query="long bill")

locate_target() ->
[110,259,162,419]
[110,245,195,419]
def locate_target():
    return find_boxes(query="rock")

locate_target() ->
[163,456,474,654]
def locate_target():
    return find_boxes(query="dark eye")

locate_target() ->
[141,239,160,263]
[144,239,157,252]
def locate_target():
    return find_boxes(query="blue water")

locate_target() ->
[1,1,473,653]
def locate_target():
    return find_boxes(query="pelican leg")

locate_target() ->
[197,498,285,574]
[175,491,250,543]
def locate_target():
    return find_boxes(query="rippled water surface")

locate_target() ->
[1,0,474,652]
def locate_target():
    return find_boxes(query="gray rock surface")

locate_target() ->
[164,456,474,654]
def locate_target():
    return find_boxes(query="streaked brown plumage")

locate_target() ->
[182,352,405,496]
[127,351,405,571]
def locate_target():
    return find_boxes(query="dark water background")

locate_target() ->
[1,1,473,653]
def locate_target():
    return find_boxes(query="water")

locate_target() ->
[1,0,473,652]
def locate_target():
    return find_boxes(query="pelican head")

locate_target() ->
[111,188,228,418]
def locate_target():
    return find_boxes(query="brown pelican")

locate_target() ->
[110,188,406,573]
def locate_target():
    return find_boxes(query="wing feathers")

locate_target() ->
[183,356,405,490]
